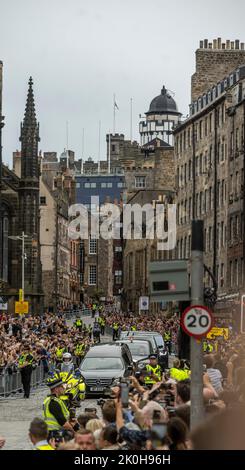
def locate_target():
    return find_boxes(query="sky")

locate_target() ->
[1,0,245,166]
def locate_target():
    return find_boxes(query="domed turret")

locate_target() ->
[147,86,178,115]
[139,85,181,146]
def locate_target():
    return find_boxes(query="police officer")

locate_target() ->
[74,342,85,367]
[55,342,67,367]
[93,321,101,343]
[164,331,171,354]
[61,352,74,374]
[112,322,119,341]
[100,316,106,335]
[18,343,35,399]
[43,373,75,436]
[144,354,162,387]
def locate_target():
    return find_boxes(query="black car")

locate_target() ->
[119,331,169,369]
[80,343,133,396]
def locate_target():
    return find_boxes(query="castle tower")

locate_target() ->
[19,77,42,314]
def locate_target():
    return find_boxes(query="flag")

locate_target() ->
[114,100,119,110]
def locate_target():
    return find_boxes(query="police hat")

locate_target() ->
[149,354,157,360]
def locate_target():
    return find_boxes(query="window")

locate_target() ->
[115,246,122,252]
[115,270,122,284]
[230,261,233,287]
[107,182,112,188]
[188,160,192,180]
[235,259,238,286]
[209,113,212,133]
[230,217,234,242]
[101,182,112,188]
[135,176,146,188]
[40,196,46,205]
[89,265,97,285]
[221,221,224,247]
[220,263,224,287]
[117,182,124,188]
[89,236,97,254]
[112,144,116,152]
[235,128,239,151]
[199,120,203,140]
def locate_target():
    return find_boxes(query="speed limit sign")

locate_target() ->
[181,305,214,339]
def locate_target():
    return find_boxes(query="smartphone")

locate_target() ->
[120,382,129,408]
[151,423,167,440]
[153,409,162,421]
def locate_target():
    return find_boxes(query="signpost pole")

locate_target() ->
[190,220,205,429]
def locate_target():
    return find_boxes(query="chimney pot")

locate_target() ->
[208,43,212,49]
[213,39,217,49]
[222,43,226,49]
[235,39,240,49]
[241,42,245,50]
[231,41,234,49]
[204,39,208,48]
[218,37,222,49]
[226,40,230,49]
[200,40,204,49]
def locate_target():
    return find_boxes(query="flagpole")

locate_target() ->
[113,93,116,135]
[82,127,84,159]
[108,131,111,174]
[66,120,69,168]
[98,120,101,174]
[130,98,133,141]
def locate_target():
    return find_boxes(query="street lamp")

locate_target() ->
[8,232,29,298]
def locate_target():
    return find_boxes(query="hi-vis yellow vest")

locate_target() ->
[43,396,70,431]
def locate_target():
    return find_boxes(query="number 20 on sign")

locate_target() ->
[181,305,214,339]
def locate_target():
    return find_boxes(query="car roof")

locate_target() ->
[84,343,129,358]
[121,331,156,337]
[116,339,151,345]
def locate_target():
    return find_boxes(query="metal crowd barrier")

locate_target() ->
[0,362,46,399]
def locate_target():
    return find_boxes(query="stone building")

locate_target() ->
[0,75,44,314]
[174,38,245,322]
[122,85,180,312]
[39,166,80,311]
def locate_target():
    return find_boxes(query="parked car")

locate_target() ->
[80,343,133,396]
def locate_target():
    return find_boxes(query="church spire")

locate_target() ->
[22,76,37,129]
[19,77,40,179]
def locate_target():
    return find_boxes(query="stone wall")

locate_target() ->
[191,38,245,102]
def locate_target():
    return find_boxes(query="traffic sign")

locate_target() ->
[139,296,149,311]
[207,327,229,340]
[15,301,29,314]
[181,305,213,339]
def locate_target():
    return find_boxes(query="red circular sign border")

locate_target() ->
[180,304,214,339]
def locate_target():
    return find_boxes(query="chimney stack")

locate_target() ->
[235,39,240,49]
[217,37,222,49]
[241,42,245,50]
[213,39,217,49]
[226,40,230,49]
[200,40,204,49]
[231,41,234,49]
[204,39,208,48]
